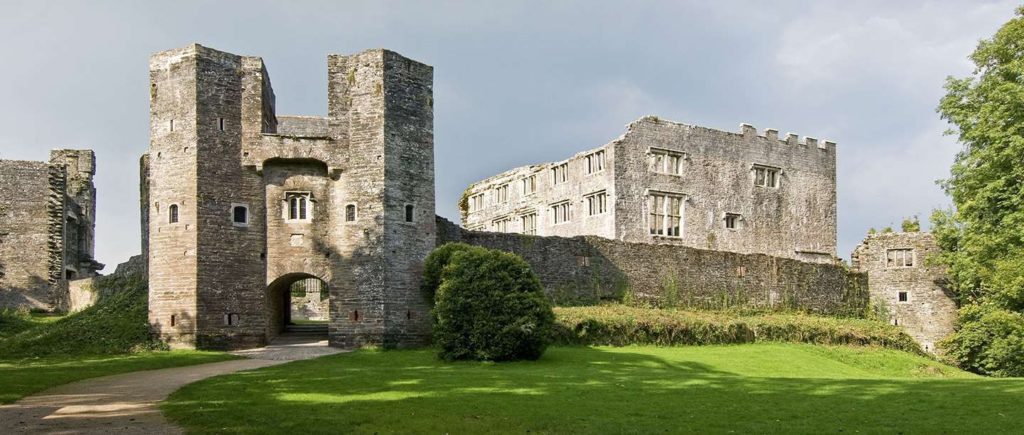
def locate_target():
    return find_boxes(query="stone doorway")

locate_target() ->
[266,273,330,343]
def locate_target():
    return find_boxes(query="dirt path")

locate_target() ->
[0,340,343,434]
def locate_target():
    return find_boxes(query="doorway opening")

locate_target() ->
[267,273,329,342]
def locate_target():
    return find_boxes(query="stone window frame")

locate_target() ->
[897,291,910,304]
[551,162,569,185]
[168,203,180,224]
[647,147,685,176]
[492,215,512,233]
[224,313,240,326]
[752,164,782,188]
[885,248,915,268]
[520,211,538,235]
[550,200,572,225]
[584,150,605,175]
[344,203,358,223]
[584,190,608,216]
[495,183,510,204]
[283,191,313,223]
[231,203,249,227]
[522,175,537,196]
[724,212,741,230]
[647,190,686,238]
[469,193,485,213]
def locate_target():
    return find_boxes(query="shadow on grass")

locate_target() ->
[164,346,1024,434]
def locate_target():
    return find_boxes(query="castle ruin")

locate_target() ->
[0,150,103,311]
[852,231,957,352]
[462,117,837,263]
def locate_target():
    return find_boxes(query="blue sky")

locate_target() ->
[0,0,1016,267]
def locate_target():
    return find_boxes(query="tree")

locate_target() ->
[933,7,1024,376]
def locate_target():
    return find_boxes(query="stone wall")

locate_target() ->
[0,160,57,310]
[146,44,435,350]
[462,117,837,263]
[0,151,100,311]
[439,217,866,315]
[852,232,956,352]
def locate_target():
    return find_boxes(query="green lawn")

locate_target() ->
[164,344,1024,434]
[0,351,238,404]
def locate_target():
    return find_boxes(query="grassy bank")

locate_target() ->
[163,344,1024,434]
[553,305,920,352]
[0,276,237,403]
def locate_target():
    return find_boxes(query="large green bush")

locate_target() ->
[432,247,555,361]
[553,305,921,353]
[420,242,476,305]
[940,304,1024,377]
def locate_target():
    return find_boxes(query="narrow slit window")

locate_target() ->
[218,118,225,131]
[405,204,414,222]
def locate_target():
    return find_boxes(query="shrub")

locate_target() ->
[421,242,477,305]
[940,304,1024,377]
[552,305,921,353]
[433,248,555,361]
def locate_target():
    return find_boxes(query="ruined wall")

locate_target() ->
[852,232,956,352]
[1,151,99,311]
[461,117,837,263]
[0,161,58,309]
[49,150,101,278]
[462,144,616,238]
[439,217,866,315]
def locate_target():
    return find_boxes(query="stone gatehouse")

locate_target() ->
[0,150,103,311]
[461,117,838,263]
[143,44,435,349]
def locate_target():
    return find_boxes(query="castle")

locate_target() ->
[0,150,103,311]
[0,43,957,353]
[462,118,837,263]
[142,44,435,349]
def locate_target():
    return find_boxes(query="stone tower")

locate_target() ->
[145,44,434,349]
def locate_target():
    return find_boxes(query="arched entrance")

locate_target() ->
[267,273,330,342]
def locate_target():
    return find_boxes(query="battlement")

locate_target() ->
[629,116,835,154]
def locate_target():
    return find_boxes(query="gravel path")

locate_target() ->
[0,340,344,434]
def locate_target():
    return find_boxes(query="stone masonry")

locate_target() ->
[851,231,957,352]
[462,117,837,263]
[144,44,434,350]
[439,217,867,315]
[0,150,103,311]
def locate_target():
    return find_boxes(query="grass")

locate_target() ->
[0,351,237,404]
[0,275,237,403]
[554,305,920,352]
[0,275,167,358]
[0,310,64,340]
[164,344,1024,434]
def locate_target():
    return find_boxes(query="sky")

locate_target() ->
[0,0,1016,268]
